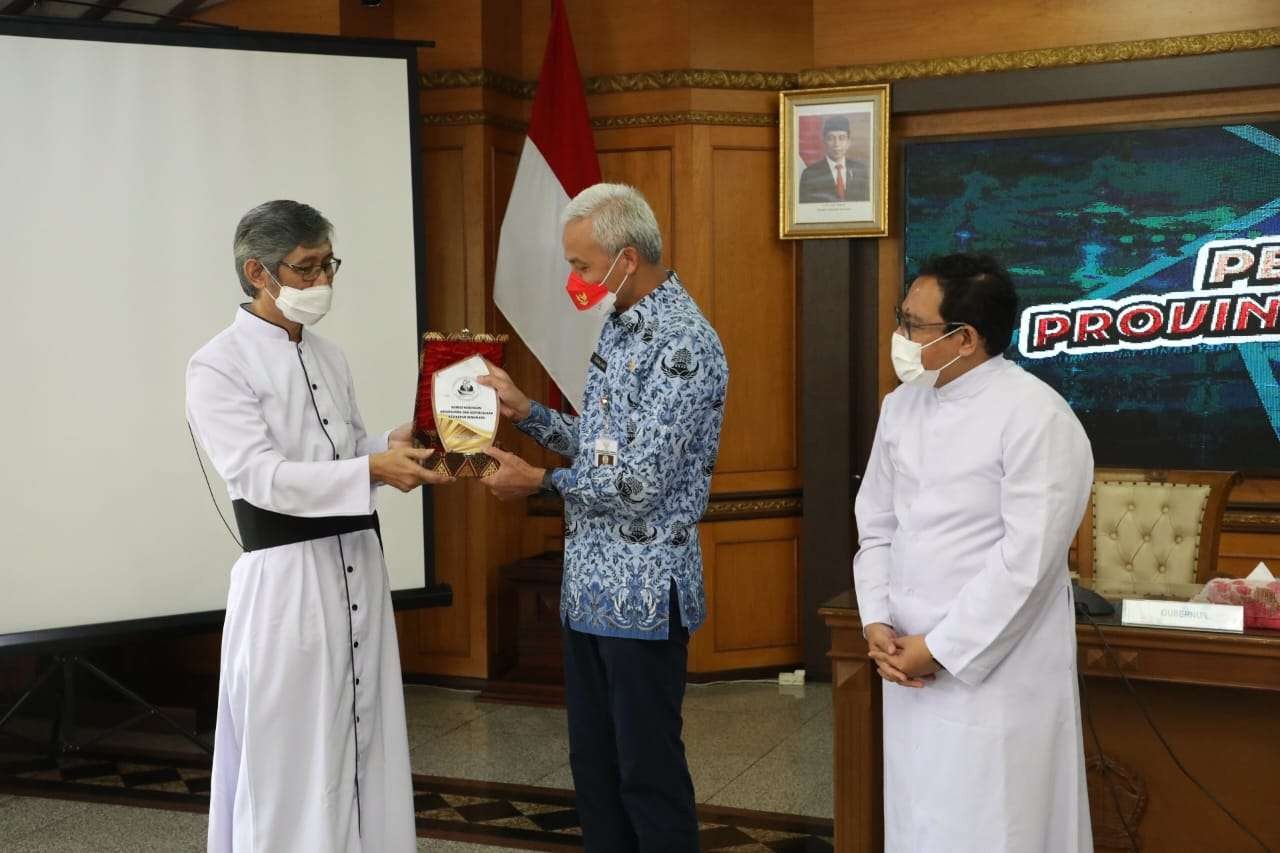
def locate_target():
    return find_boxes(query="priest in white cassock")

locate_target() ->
[852,253,1095,853]
[187,200,452,853]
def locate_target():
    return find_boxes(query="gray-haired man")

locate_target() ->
[479,183,729,852]
[187,200,450,853]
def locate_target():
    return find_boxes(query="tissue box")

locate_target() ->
[1194,578,1280,630]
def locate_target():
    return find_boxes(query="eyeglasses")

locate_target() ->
[278,257,342,281]
[895,306,962,341]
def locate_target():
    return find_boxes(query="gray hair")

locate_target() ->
[560,183,662,265]
[233,200,334,297]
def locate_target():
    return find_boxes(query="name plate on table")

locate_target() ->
[1120,599,1244,633]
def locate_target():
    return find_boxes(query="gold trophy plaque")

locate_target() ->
[412,331,507,478]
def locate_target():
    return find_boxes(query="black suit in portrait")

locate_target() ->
[798,156,869,203]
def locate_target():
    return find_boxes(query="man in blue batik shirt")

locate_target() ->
[479,183,728,853]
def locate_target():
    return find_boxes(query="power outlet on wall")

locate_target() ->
[778,669,806,686]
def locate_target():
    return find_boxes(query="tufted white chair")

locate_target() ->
[1077,469,1239,589]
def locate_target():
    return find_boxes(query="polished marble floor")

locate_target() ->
[1,680,832,851]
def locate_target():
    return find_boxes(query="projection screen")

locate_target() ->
[0,20,439,648]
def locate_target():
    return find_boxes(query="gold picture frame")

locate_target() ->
[779,84,890,239]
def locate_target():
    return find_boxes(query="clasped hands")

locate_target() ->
[865,623,941,689]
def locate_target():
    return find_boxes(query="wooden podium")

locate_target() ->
[820,590,1280,852]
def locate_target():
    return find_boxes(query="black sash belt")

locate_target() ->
[232,500,381,552]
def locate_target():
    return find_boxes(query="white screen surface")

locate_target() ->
[0,31,428,638]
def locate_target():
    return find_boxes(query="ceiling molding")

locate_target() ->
[420,27,1280,99]
[800,26,1280,86]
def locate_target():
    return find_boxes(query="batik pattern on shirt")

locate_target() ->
[518,273,728,640]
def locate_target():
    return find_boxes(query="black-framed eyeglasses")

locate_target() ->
[279,257,342,281]
[895,306,962,341]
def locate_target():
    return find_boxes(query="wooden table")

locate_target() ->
[820,590,1280,852]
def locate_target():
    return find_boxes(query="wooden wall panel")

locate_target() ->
[1219,531,1280,577]
[490,150,522,256]
[876,228,902,408]
[338,0,395,39]
[1233,477,1280,504]
[194,0,338,32]
[690,517,803,673]
[519,0,814,79]
[411,143,473,663]
[597,147,675,267]
[688,0,814,72]
[709,145,799,491]
[423,144,470,330]
[813,0,1280,68]
[714,538,800,651]
[395,0,482,70]
[521,0,693,80]
[480,0,526,80]
[594,126,695,292]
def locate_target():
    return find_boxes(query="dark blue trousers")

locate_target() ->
[562,586,699,852]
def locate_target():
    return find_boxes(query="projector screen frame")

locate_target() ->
[0,16,450,655]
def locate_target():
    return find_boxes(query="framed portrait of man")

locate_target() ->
[779,84,889,239]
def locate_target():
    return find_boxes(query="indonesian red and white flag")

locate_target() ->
[493,0,601,410]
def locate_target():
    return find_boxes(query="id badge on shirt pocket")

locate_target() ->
[593,436,618,466]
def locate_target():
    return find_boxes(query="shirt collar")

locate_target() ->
[612,271,678,331]
[235,304,295,341]
[934,354,1008,401]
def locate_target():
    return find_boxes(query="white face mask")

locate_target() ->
[590,252,631,318]
[891,327,962,387]
[262,266,332,326]
[591,275,631,318]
